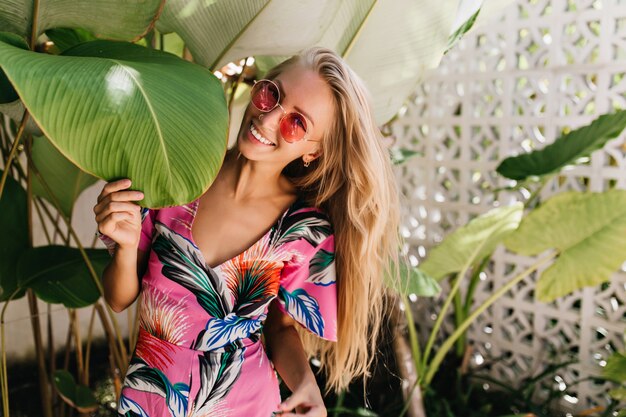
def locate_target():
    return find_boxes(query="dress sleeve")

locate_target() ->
[97,206,156,256]
[275,228,338,342]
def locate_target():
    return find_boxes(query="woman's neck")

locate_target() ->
[222,148,294,201]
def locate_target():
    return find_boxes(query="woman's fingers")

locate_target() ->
[277,406,326,417]
[95,201,142,224]
[94,184,144,217]
[276,399,326,417]
[98,211,135,233]
[97,178,133,203]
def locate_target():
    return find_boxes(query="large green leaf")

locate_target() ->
[52,370,98,413]
[32,135,98,218]
[0,0,163,41]
[1,37,45,135]
[156,0,483,125]
[504,190,626,302]
[420,203,523,280]
[497,111,626,181]
[0,171,27,302]
[16,246,109,308]
[0,32,229,207]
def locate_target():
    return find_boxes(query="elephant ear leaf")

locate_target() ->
[17,246,109,308]
[496,110,626,181]
[53,370,98,413]
[0,33,229,208]
[420,203,524,280]
[504,190,626,302]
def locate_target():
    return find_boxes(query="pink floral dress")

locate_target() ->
[98,195,337,417]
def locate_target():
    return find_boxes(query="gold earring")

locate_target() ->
[259,113,264,121]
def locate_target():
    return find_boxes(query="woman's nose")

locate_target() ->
[256,105,284,127]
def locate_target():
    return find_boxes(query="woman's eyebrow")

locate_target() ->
[274,78,315,127]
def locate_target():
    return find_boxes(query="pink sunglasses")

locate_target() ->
[250,79,320,143]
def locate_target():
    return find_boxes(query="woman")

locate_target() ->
[94,46,402,417]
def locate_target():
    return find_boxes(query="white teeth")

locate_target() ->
[250,124,275,146]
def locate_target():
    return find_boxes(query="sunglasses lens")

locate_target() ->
[280,112,307,143]
[251,81,278,111]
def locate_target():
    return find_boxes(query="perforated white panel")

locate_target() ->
[392,0,626,412]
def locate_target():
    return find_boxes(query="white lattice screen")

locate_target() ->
[392,0,626,412]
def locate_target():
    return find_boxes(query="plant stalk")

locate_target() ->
[423,253,554,385]
[421,241,486,371]
[0,110,29,200]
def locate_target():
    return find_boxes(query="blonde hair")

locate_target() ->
[264,46,403,396]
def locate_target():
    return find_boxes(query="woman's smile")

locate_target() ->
[247,121,276,146]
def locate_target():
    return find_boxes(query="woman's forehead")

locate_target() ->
[274,65,334,129]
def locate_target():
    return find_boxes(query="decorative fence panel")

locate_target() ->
[392,0,626,411]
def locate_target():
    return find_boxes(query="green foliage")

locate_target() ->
[44,27,97,53]
[0,0,162,40]
[0,33,229,207]
[446,8,481,53]
[496,110,626,181]
[389,147,422,165]
[420,203,523,280]
[0,171,27,302]
[603,350,626,384]
[386,261,441,297]
[17,246,107,308]
[504,190,626,302]
[53,370,98,413]
[31,135,98,218]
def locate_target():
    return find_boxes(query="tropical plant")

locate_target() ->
[394,110,626,416]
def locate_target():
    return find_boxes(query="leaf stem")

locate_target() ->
[421,241,486,371]
[0,110,29,200]
[423,253,554,385]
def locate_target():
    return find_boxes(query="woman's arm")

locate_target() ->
[263,299,326,416]
[102,246,149,313]
[95,178,148,313]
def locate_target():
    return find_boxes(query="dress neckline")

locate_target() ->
[188,195,300,270]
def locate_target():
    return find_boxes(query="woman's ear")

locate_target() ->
[308,148,322,160]
[302,148,322,165]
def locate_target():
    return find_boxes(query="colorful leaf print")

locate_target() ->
[277,287,325,337]
[194,313,264,351]
[219,231,289,316]
[99,198,338,415]
[152,222,232,318]
[118,395,150,417]
[124,357,190,417]
[308,247,336,286]
[192,348,245,416]
[226,259,282,317]
[135,327,177,369]
[139,285,191,346]
[274,208,333,247]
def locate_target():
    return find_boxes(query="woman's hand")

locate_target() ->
[274,379,327,417]
[93,178,145,250]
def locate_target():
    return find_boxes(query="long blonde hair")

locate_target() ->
[264,46,403,396]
